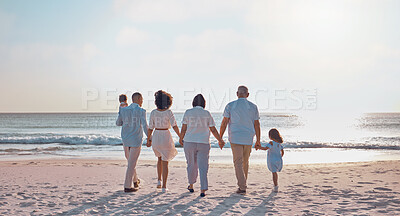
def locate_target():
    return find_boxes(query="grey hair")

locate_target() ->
[237,85,248,94]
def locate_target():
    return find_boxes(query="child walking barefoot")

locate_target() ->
[257,128,284,192]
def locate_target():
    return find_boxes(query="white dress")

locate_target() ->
[265,141,283,172]
[149,109,178,161]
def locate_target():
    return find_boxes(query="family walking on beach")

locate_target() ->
[116,86,284,197]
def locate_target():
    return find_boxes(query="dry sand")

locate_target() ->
[0,159,399,215]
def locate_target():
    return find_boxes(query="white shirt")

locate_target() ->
[149,109,177,129]
[182,106,216,144]
[116,103,149,147]
[223,98,260,145]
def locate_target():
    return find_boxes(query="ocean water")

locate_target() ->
[0,112,399,164]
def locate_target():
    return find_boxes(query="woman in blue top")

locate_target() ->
[256,128,284,192]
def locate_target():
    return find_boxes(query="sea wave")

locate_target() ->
[1,133,399,150]
[0,133,122,145]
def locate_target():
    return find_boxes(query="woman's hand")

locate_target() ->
[218,139,225,150]
[179,138,184,147]
[146,138,152,147]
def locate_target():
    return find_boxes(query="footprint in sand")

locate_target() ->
[373,187,392,191]
[20,202,35,207]
[357,182,375,185]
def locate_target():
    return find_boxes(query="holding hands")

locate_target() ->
[146,137,152,147]
[254,140,261,150]
[218,139,225,150]
[179,138,184,147]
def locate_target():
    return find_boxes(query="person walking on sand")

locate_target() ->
[256,128,284,192]
[116,92,148,193]
[220,85,261,195]
[179,94,225,197]
[147,90,180,193]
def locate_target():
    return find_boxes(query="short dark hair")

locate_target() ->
[154,90,173,110]
[269,128,283,143]
[192,94,206,108]
[119,94,127,102]
[131,92,142,101]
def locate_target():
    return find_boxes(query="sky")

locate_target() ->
[0,0,399,113]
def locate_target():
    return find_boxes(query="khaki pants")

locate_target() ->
[231,143,252,190]
[124,146,141,188]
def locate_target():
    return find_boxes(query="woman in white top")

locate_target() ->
[179,94,225,197]
[147,90,180,192]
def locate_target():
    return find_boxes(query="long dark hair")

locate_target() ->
[154,90,173,110]
[269,128,283,143]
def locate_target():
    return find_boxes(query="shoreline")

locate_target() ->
[1,157,400,168]
[2,147,400,166]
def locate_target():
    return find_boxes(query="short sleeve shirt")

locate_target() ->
[149,109,177,130]
[223,98,260,145]
[182,106,216,144]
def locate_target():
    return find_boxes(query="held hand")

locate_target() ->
[255,140,261,150]
[146,139,152,147]
[179,138,184,147]
[218,140,225,150]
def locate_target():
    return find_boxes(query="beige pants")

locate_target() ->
[231,143,252,190]
[124,146,141,188]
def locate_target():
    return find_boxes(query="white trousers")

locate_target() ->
[184,142,211,190]
[124,146,141,188]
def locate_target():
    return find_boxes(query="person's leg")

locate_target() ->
[124,146,141,188]
[197,143,211,193]
[124,146,129,160]
[162,160,169,188]
[131,147,141,184]
[231,143,246,191]
[157,157,162,181]
[242,145,252,179]
[272,172,278,186]
[184,142,198,189]
[123,146,130,160]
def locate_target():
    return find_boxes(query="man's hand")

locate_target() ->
[146,139,152,147]
[179,138,184,147]
[255,140,261,150]
[218,140,225,150]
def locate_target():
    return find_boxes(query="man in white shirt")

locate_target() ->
[220,86,261,194]
[116,92,149,192]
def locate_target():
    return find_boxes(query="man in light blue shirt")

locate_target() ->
[220,86,261,194]
[116,92,149,192]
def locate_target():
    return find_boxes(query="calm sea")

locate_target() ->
[1,112,399,164]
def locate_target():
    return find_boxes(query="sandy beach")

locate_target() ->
[1,159,399,215]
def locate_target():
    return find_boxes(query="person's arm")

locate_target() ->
[210,126,225,149]
[219,117,229,138]
[116,112,123,126]
[172,125,180,137]
[141,110,149,137]
[258,146,269,151]
[281,149,284,157]
[179,124,187,146]
[254,120,261,149]
[147,129,153,147]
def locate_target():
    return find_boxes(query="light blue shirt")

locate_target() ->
[223,98,260,145]
[116,103,149,147]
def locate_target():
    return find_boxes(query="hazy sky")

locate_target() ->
[0,0,399,113]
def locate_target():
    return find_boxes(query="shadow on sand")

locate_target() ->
[244,191,277,215]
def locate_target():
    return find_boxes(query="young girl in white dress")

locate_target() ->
[257,128,284,192]
[147,90,180,192]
